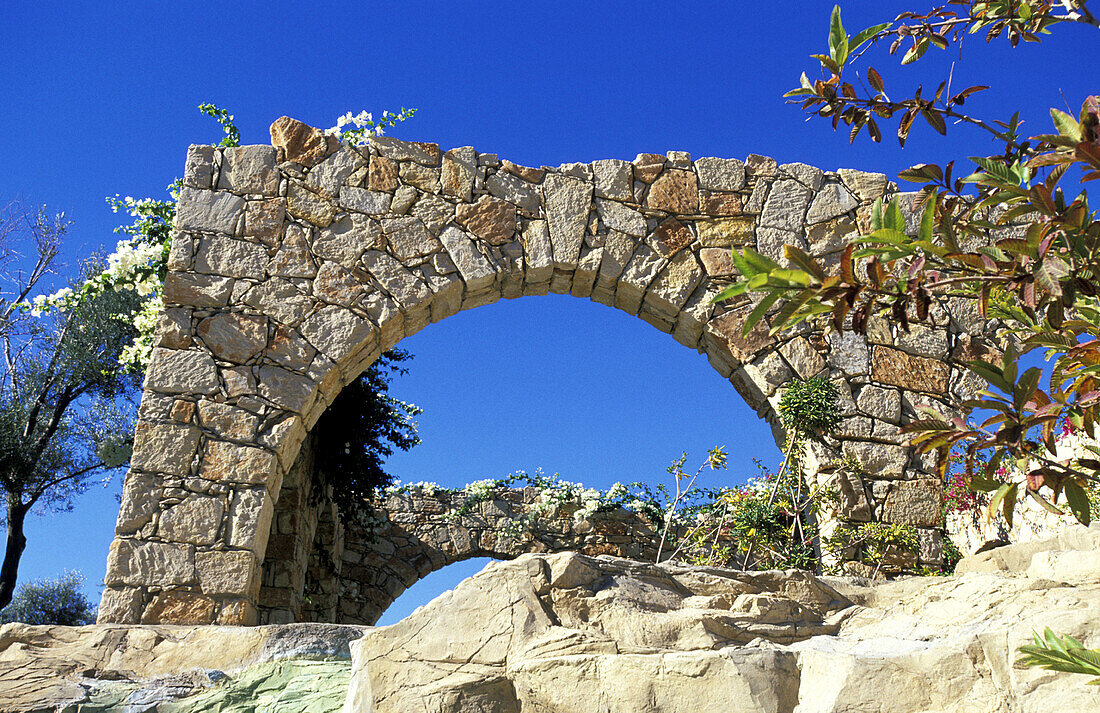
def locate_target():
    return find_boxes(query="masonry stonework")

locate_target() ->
[99,117,992,625]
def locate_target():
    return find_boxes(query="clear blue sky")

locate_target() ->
[1,1,1093,621]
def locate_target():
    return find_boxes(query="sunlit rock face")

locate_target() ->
[347,525,1100,713]
[3,527,1098,711]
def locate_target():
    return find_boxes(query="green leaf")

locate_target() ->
[1064,481,1092,525]
[730,249,757,279]
[849,22,891,53]
[829,5,849,65]
[919,194,936,243]
[743,292,782,336]
[710,283,745,304]
[884,199,906,232]
[988,482,1018,523]
[901,38,930,65]
[1050,108,1084,143]
[870,197,884,231]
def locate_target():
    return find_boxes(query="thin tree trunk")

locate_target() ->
[0,500,28,610]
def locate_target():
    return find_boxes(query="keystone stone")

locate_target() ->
[543,174,591,270]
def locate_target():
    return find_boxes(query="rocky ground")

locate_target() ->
[3,526,1098,712]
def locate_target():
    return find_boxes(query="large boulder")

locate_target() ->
[347,526,1100,712]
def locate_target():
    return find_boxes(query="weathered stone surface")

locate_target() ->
[456,195,517,245]
[256,364,318,414]
[202,440,278,485]
[647,169,698,214]
[104,540,194,588]
[857,384,902,422]
[872,345,950,394]
[592,159,633,200]
[645,251,703,317]
[440,226,496,292]
[270,116,328,167]
[838,168,889,202]
[486,170,541,212]
[697,216,753,248]
[632,153,665,183]
[196,312,267,363]
[701,191,743,216]
[300,305,375,364]
[760,179,812,232]
[196,550,258,597]
[398,161,440,192]
[882,479,945,527]
[694,156,746,191]
[307,147,365,199]
[806,215,857,256]
[441,146,477,202]
[0,624,366,713]
[707,305,774,364]
[595,197,645,236]
[145,348,219,395]
[362,250,432,308]
[779,336,825,378]
[219,146,280,195]
[700,247,735,276]
[805,181,858,223]
[521,220,553,285]
[175,188,246,235]
[368,155,400,191]
[842,440,909,477]
[130,419,200,477]
[287,183,336,227]
[183,144,216,189]
[346,538,1100,713]
[781,162,824,190]
[339,186,391,215]
[370,136,441,166]
[242,279,315,327]
[826,330,870,374]
[159,495,225,546]
[543,174,591,269]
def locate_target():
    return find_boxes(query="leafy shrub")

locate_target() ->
[0,571,96,625]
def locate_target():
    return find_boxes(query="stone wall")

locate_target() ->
[99,116,993,625]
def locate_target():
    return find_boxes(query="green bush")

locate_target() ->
[0,571,96,625]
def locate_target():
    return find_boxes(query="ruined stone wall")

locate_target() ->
[99,116,992,626]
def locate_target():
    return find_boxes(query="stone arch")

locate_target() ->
[98,117,986,626]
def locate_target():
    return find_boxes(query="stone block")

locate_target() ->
[287,183,336,227]
[308,147,366,198]
[130,419,200,478]
[105,539,195,587]
[632,153,665,183]
[175,188,246,235]
[647,169,698,214]
[163,273,234,309]
[595,198,645,237]
[697,216,754,248]
[197,400,262,441]
[370,136,441,166]
[486,171,541,212]
[705,305,774,364]
[543,173,591,270]
[700,247,735,276]
[158,495,225,546]
[218,146,280,196]
[116,471,161,533]
[196,312,267,364]
[842,440,909,477]
[141,590,217,625]
[183,145,216,189]
[760,180,812,232]
[256,364,319,414]
[201,441,278,485]
[195,236,267,279]
[144,348,219,396]
[442,146,477,202]
[440,226,496,292]
[456,195,517,245]
[694,157,746,191]
[857,385,902,423]
[340,186,392,215]
[882,479,945,527]
[779,336,826,379]
[196,550,259,597]
[369,155,400,192]
[592,159,633,201]
[872,346,950,394]
[838,168,889,202]
[806,181,858,224]
[827,331,870,375]
[96,586,143,624]
[270,116,328,167]
[227,487,275,559]
[644,251,703,318]
[651,218,693,257]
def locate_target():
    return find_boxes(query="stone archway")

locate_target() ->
[98,117,985,626]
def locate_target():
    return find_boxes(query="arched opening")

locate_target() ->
[257,294,779,625]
